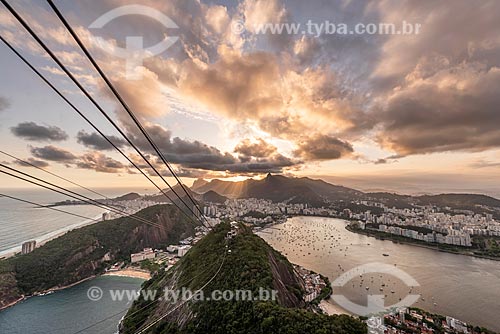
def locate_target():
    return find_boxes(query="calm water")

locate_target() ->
[0,276,144,334]
[259,216,500,332]
[0,188,155,257]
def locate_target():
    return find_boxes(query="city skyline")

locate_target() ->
[1,0,500,195]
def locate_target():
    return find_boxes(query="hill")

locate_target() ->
[201,190,228,204]
[112,192,142,201]
[0,204,198,309]
[120,222,366,334]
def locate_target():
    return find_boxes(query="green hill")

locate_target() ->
[120,222,366,334]
[0,204,197,309]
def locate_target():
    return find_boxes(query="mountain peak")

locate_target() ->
[192,178,208,190]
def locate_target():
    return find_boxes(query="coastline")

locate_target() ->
[0,269,150,312]
[0,213,104,259]
[0,275,96,312]
[346,225,500,262]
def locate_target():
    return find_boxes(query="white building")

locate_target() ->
[131,248,155,263]
[177,245,191,257]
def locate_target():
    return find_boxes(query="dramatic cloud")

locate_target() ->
[125,124,298,174]
[76,130,128,151]
[30,145,76,162]
[294,135,353,161]
[76,152,126,173]
[11,122,68,142]
[5,0,500,177]
[234,138,277,158]
[178,50,283,121]
[13,157,49,168]
[28,122,298,175]
[28,145,128,174]
[376,63,500,154]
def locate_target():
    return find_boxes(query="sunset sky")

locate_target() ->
[1,0,499,196]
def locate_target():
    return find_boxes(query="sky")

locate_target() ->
[0,0,499,196]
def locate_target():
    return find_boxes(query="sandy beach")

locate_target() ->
[104,268,151,280]
[319,300,349,316]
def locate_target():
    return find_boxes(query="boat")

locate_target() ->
[38,291,54,296]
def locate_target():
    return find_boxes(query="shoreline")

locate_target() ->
[0,269,150,312]
[0,275,96,312]
[346,225,500,262]
[0,213,104,259]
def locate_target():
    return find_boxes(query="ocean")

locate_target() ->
[0,276,144,334]
[0,188,155,258]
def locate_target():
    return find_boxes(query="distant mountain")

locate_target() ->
[192,174,363,206]
[112,192,141,201]
[201,190,228,204]
[416,193,500,210]
[192,178,209,189]
[191,174,500,212]
[191,178,250,198]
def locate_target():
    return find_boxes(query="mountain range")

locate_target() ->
[190,174,500,216]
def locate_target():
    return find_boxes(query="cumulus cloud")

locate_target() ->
[234,138,277,158]
[293,135,353,161]
[178,49,283,121]
[76,130,128,151]
[76,152,126,173]
[29,145,128,174]
[11,122,68,142]
[13,157,49,168]
[376,63,500,154]
[125,123,298,174]
[30,145,76,162]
